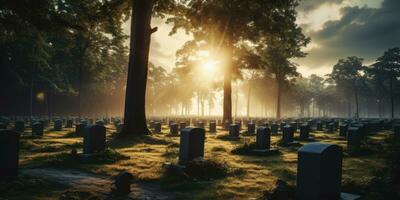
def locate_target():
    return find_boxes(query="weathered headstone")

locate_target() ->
[170,123,179,135]
[14,120,25,133]
[0,130,20,181]
[229,124,240,138]
[154,122,162,133]
[316,121,323,131]
[339,124,348,137]
[299,124,310,140]
[32,122,44,137]
[179,128,205,165]
[247,123,256,134]
[116,123,124,133]
[290,122,298,132]
[209,121,216,132]
[271,123,279,135]
[179,122,186,131]
[253,127,279,155]
[347,127,361,151]
[54,119,63,131]
[326,122,334,133]
[83,125,106,154]
[96,120,105,126]
[279,122,286,132]
[282,125,294,145]
[297,143,343,200]
[75,123,86,137]
[197,121,205,129]
[66,119,73,128]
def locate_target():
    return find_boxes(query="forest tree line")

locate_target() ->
[1,1,399,121]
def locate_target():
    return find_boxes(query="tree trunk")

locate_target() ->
[347,97,351,118]
[276,79,281,119]
[223,55,232,124]
[120,0,155,136]
[246,83,251,118]
[234,84,238,118]
[354,83,359,119]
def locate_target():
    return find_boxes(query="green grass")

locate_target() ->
[5,125,394,199]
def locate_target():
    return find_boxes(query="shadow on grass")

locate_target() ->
[0,175,66,200]
[26,148,129,169]
[108,134,173,149]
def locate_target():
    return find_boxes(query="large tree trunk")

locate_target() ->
[120,0,155,136]
[223,56,232,124]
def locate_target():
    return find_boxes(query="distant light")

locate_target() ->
[36,92,45,102]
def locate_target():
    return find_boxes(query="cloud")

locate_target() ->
[297,0,400,70]
[297,0,344,12]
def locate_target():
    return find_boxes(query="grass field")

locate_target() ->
[0,124,392,200]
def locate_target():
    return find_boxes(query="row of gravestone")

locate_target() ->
[3,123,400,199]
[0,124,107,179]
[178,127,360,200]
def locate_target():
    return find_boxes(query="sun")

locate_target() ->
[202,60,219,73]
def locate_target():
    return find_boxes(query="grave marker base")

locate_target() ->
[297,137,315,141]
[252,148,279,156]
[279,141,302,147]
[341,192,361,200]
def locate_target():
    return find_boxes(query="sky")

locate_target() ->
[125,0,400,77]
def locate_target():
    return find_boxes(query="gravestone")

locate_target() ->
[229,124,240,138]
[197,121,205,129]
[316,121,323,131]
[96,120,105,126]
[256,127,271,150]
[116,123,124,133]
[170,123,179,135]
[83,125,106,154]
[297,143,343,200]
[223,120,230,130]
[299,124,310,140]
[347,127,361,151]
[154,122,162,133]
[179,128,205,165]
[179,122,186,131]
[326,122,334,133]
[351,123,366,139]
[209,121,216,132]
[254,127,279,155]
[75,123,86,137]
[247,123,256,134]
[282,125,294,145]
[54,119,63,131]
[290,122,298,132]
[66,119,73,128]
[0,130,20,181]
[271,123,279,135]
[14,120,25,133]
[279,122,286,131]
[32,122,44,137]
[339,124,348,137]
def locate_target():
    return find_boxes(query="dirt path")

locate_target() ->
[21,168,172,200]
